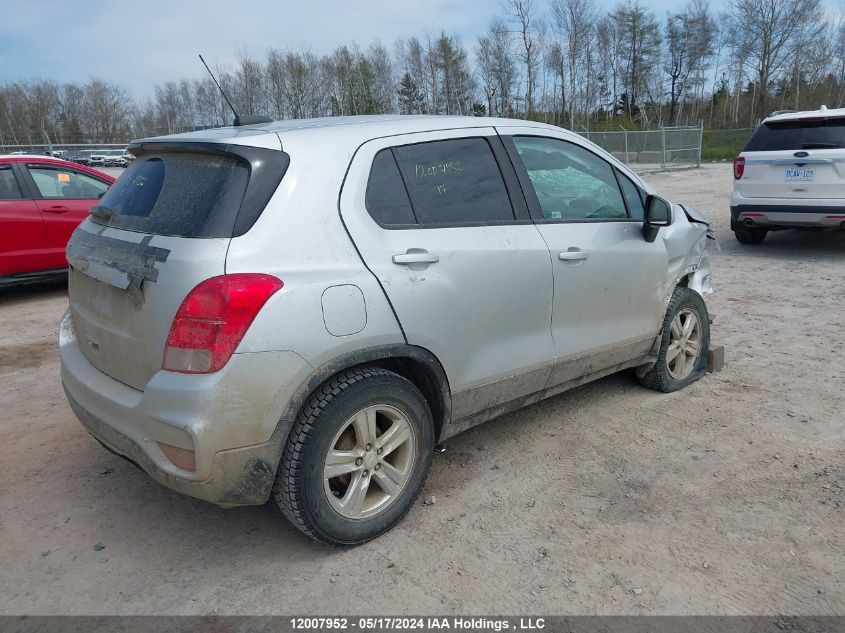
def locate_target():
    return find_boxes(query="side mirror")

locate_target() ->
[643,194,672,243]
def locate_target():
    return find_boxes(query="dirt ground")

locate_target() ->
[0,163,843,616]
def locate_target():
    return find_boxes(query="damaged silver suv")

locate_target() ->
[60,116,714,545]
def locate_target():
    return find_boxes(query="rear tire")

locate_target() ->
[638,286,710,393]
[273,366,434,546]
[734,227,767,244]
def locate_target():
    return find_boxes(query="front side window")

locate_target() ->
[391,137,514,226]
[616,170,646,220]
[512,136,628,221]
[27,165,109,199]
[0,166,23,200]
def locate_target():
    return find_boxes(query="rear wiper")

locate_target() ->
[90,205,114,220]
[802,143,840,149]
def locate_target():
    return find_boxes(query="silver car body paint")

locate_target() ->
[59,115,713,506]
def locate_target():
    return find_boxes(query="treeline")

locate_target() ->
[2,0,844,146]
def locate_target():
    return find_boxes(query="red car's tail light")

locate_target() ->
[733,157,745,180]
[163,274,283,374]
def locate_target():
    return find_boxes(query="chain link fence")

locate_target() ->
[577,124,704,170]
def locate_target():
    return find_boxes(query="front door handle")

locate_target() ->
[43,205,70,214]
[392,250,440,265]
[558,249,589,262]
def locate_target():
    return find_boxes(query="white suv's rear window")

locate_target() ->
[745,119,845,151]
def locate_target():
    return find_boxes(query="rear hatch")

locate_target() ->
[67,141,288,390]
[739,116,845,199]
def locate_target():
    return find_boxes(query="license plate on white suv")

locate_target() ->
[785,167,815,181]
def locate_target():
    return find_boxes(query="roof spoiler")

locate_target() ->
[234,115,273,126]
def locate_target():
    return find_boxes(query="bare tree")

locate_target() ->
[551,0,597,128]
[505,0,539,116]
[727,0,824,119]
[665,0,716,125]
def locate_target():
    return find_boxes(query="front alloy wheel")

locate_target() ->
[666,308,702,380]
[637,286,710,393]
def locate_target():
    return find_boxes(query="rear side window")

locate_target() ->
[745,118,845,151]
[0,166,22,200]
[94,152,250,238]
[392,138,514,226]
[365,150,416,226]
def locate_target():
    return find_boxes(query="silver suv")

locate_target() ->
[60,116,714,545]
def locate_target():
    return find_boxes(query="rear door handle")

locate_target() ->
[43,205,70,214]
[558,249,589,261]
[392,251,440,265]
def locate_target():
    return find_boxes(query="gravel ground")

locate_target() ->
[0,163,843,615]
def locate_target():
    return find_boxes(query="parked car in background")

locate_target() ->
[731,105,845,243]
[0,155,114,286]
[88,152,107,168]
[60,115,714,545]
[103,150,128,167]
[69,150,95,166]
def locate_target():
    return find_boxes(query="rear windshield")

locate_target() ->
[92,152,250,238]
[744,118,845,151]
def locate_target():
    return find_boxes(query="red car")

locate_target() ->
[0,155,115,286]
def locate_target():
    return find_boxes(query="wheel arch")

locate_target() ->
[278,344,452,446]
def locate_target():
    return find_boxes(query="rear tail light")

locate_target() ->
[163,274,283,374]
[733,157,745,180]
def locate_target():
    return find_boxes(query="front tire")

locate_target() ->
[638,286,710,393]
[734,227,767,244]
[273,366,434,545]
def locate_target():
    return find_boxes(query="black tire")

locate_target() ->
[638,286,710,393]
[273,366,434,545]
[734,227,767,244]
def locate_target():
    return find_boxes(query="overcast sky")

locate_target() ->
[3,0,728,97]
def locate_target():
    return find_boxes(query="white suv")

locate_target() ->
[60,115,714,544]
[731,105,845,243]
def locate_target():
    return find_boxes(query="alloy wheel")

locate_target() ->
[666,308,701,380]
[323,404,416,519]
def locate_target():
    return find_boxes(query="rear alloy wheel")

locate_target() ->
[273,366,434,545]
[638,286,710,393]
[734,227,767,244]
[323,404,416,519]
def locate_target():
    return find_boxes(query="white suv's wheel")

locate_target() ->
[273,366,434,545]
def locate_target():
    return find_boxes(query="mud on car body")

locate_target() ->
[60,115,714,545]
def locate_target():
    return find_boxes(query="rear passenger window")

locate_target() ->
[0,167,22,200]
[392,138,514,226]
[365,150,416,226]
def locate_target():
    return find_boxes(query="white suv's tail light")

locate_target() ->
[163,274,283,374]
[733,157,745,180]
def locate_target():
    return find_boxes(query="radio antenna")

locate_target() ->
[198,54,240,126]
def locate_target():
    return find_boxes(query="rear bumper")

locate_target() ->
[730,203,845,230]
[59,311,313,506]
